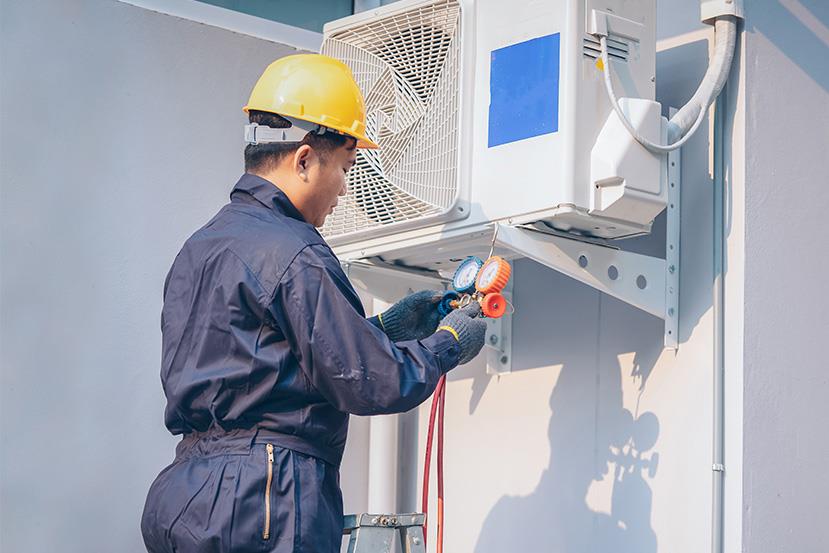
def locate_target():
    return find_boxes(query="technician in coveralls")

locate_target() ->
[140,54,486,552]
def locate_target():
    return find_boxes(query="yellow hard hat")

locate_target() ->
[244,54,379,149]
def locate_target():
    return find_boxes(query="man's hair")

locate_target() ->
[244,110,355,172]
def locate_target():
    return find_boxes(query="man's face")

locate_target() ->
[303,141,357,227]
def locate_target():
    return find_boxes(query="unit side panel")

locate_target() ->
[467,0,571,224]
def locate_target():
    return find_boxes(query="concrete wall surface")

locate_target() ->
[0,1,320,551]
[741,2,829,551]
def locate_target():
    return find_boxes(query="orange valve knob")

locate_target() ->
[475,256,511,294]
[481,293,507,318]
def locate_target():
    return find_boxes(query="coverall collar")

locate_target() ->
[231,173,307,223]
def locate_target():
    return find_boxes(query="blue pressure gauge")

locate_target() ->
[451,256,484,293]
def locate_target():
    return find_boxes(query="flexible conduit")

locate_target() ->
[711,87,727,553]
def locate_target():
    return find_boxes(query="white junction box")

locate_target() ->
[321,0,663,274]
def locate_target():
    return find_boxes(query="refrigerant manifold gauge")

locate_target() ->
[475,256,511,295]
[451,256,484,294]
[440,255,513,319]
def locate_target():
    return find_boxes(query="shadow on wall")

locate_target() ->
[448,36,720,553]
[747,0,829,93]
[465,262,663,553]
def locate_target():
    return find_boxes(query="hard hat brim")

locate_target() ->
[242,106,379,150]
[356,137,380,150]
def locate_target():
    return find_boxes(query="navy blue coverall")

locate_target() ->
[141,174,461,552]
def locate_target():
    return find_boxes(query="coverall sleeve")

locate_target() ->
[268,247,461,416]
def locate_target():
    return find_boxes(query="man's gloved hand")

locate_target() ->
[368,290,444,342]
[436,303,487,365]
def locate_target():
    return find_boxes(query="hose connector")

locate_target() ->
[701,0,744,25]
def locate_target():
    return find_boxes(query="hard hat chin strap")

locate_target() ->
[244,116,328,145]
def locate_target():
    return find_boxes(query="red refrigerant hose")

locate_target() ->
[437,375,446,552]
[422,256,511,552]
[421,373,447,553]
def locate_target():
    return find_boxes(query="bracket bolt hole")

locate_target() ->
[636,275,647,289]
[578,255,588,268]
[608,265,619,281]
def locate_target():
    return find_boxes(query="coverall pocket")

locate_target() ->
[142,461,192,553]
[168,456,230,550]
[142,456,227,553]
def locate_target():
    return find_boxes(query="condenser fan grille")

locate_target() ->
[320,0,461,241]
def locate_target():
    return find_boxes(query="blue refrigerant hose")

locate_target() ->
[438,291,459,317]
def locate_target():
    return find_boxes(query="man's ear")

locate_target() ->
[293,144,318,181]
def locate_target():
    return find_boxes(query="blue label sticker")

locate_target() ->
[488,33,561,148]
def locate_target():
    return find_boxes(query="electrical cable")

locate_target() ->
[597,16,737,154]
[599,36,706,153]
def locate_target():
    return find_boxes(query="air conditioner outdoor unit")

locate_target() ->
[322,0,684,356]
[321,0,664,272]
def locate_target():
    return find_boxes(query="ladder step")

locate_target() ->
[344,513,426,553]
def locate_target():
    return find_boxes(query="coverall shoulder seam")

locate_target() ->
[221,205,281,227]
[224,203,322,254]
[269,244,324,302]
[222,246,272,305]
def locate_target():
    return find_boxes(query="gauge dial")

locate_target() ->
[475,256,511,294]
[452,256,483,293]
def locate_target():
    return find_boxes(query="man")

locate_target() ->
[141,54,486,553]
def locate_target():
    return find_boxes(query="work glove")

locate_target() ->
[436,303,487,365]
[368,290,444,342]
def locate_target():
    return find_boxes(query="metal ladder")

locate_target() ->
[343,513,426,553]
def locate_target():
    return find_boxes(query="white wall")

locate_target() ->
[328,4,718,552]
[369,8,721,553]
[2,1,827,553]
[362,4,829,553]
[741,2,829,551]
[0,1,310,551]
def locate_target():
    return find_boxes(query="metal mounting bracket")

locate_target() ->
[341,148,679,351]
[343,260,448,303]
[493,146,681,349]
[665,146,681,348]
[485,278,513,375]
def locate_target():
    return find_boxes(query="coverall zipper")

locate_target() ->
[263,443,274,540]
